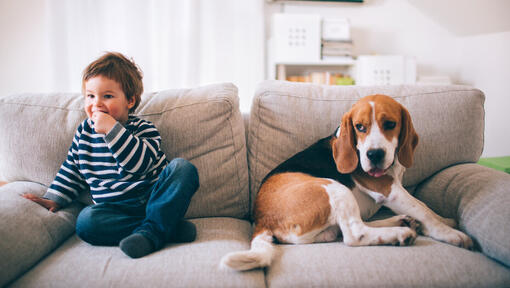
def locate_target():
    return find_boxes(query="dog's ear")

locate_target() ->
[398,106,419,168]
[333,111,358,173]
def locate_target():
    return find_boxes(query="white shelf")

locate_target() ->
[272,59,356,81]
[268,13,357,83]
[274,58,356,66]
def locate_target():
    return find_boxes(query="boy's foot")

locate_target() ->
[169,220,197,243]
[120,233,155,258]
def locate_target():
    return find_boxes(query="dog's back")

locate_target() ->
[261,135,353,189]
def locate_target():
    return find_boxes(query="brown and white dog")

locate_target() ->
[221,94,473,271]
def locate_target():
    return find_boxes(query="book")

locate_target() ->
[287,72,354,85]
[322,40,354,57]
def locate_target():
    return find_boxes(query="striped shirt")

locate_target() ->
[44,116,168,207]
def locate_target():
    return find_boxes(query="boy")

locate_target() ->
[23,52,199,258]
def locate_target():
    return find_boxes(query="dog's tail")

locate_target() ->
[220,229,275,271]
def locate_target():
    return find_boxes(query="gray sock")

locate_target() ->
[120,233,155,258]
[169,220,197,243]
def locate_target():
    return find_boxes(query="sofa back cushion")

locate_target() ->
[248,80,484,212]
[0,83,249,219]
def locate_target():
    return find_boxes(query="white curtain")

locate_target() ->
[43,0,264,112]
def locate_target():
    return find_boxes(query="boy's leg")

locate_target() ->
[76,201,145,246]
[130,158,199,251]
[168,218,197,243]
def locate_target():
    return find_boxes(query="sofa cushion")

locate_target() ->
[248,81,484,213]
[10,218,265,288]
[415,163,510,267]
[0,182,82,287]
[0,83,249,219]
[265,237,510,288]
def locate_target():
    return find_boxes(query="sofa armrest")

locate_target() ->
[414,163,510,266]
[0,182,82,286]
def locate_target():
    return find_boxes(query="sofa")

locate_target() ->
[1,80,509,287]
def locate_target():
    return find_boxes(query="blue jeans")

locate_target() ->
[75,158,199,250]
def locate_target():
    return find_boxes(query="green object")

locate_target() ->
[478,156,510,173]
[336,77,355,85]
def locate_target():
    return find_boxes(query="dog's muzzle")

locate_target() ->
[366,149,387,177]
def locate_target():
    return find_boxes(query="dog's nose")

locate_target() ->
[367,149,385,165]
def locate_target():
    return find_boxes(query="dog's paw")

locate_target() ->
[393,227,417,246]
[446,229,473,250]
[430,226,473,250]
[398,215,422,233]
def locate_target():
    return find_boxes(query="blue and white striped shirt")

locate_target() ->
[44,116,168,207]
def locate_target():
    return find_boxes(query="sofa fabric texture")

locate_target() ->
[1,81,509,287]
[0,182,82,286]
[415,163,510,267]
[265,237,509,288]
[9,218,265,288]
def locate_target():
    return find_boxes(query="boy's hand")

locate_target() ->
[22,193,61,212]
[91,112,117,134]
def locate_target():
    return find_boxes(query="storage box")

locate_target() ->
[272,13,321,62]
[322,18,351,41]
[356,55,416,85]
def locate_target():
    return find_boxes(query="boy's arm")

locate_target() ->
[43,125,88,207]
[104,119,164,175]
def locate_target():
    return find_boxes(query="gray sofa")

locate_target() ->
[1,80,509,287]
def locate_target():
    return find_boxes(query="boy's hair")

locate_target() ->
[82,52,143,113]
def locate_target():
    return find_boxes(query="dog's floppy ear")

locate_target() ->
[398,106,419,168]
[333,111,358,173]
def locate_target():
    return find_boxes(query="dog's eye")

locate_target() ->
[383,121,396,130]
[355,124,366,133]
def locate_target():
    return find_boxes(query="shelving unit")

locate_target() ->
[271,58,356,81]
[265,12,421,86]
[267,13,356,85]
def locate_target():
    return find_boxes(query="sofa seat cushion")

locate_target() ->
[9,218,265,288]
[265,237,510,288]
[0,83,249,219]
[0,182,82,287]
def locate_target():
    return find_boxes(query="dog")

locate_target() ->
[220,94,473,271]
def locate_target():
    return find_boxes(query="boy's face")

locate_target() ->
[84,76,135,124]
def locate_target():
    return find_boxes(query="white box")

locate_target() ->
[355,55,416,86]
[272,13,321,63]
[322,18,351,41]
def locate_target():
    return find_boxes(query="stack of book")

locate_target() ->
[321,18,354,61]
[321,40,354,61]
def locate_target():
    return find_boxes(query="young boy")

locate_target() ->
[23,52,199,258]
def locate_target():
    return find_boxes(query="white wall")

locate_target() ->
[456,31,510,158]
[0,0,264,112]
[267,0,510,157]
[0,0,52,94]
[1,0,509,157]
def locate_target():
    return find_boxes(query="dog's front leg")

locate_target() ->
[383,184,473,249]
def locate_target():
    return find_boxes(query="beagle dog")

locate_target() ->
[221,94,473,271]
